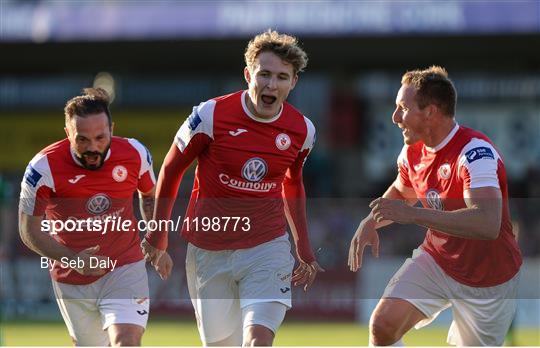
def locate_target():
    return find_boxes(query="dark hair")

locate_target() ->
[244,29,308,75]
[401,66,456,117]
[64,88,112,126]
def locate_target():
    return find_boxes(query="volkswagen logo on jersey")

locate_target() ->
[112,165,128,182]
[86,193,112,215]
[242,157,268,182]
[426,189,444,211]
[275,133,291,150]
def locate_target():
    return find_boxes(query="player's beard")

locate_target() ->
[76,143,110,171]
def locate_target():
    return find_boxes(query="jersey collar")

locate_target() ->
[69,146,111,168]
[241,90,283,123]
[425,123,459,153]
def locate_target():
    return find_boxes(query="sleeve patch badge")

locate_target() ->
[24,165,42,187]
[187,107,202,131]
[465,147,494,163]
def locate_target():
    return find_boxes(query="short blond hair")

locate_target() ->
[401,65,456,117]
[244,29,308,75]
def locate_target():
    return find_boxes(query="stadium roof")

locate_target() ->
[1,0,539,42]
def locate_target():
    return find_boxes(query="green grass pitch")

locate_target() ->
[2,320,539,346]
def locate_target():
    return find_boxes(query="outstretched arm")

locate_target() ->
[348,177,418,272]
[141,135,209,279]
[282,150,324,291]
[144,137,207,249]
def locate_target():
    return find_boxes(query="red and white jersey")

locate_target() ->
[397,124,522,287]
[20,137,156,285]
[174,90,315,250]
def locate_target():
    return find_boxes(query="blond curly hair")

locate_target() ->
[244,29,308,75]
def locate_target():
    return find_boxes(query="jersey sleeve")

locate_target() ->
[146,102,213,250]
[458,138,501,190]
[128,138,156,193]
[397,145,412,187]
[174,99,215,153]
[19,153,54,216]
[281,116,317,264]
[300,116,316,156]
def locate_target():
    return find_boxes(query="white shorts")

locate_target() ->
[51,260,149,346]
[383,248,519,346]
[186,234,294,344]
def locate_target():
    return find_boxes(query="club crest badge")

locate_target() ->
[275,133,291,150]
[439,163,451,180]
[112,165,128,182]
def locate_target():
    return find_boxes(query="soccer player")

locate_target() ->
[18,88,167,346]
[141,30,323,346]
[348,66,522,346]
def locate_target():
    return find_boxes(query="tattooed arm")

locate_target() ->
[139,187,155,222]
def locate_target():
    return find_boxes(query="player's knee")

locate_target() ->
[243,326,274,347]
[242,336,274,347]
[108,323,144,346]
[111,330,142,347]
[369,313,402,346]
[110,331,142,346]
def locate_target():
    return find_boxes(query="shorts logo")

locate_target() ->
[137,310,148,316]
[438,163,451,180]
[187,108,202,130]
[242,157,268,182]
[465,147,494,163]
[426,189,444,211]
[133,296,149,305]
[280,287,291,294]
[24,165,42,188]
[275,133,291,150]
[86,193,111,215]
[112,165,128,182]
[387,276,400,288]
[277,272,291,282]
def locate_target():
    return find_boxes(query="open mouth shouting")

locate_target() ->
[261,94,277,107]
[78,149,108,170]
[84,153,100,165]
